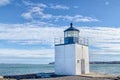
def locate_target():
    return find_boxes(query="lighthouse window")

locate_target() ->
[64,31,79,37]
[67,31,73,37]
[74,31,79,37]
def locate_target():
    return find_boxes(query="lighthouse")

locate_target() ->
[55,23,89,75]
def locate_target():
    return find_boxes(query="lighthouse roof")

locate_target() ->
[64,23,79,32]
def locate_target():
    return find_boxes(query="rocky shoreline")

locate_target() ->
[0,72,119,80]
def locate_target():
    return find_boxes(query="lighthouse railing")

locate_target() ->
[54,37,88,46]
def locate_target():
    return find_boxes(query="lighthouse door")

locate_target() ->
[81,59,85,74]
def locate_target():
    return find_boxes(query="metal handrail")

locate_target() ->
[54,37,88,46]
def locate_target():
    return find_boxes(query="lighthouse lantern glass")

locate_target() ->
[64,31,79,38]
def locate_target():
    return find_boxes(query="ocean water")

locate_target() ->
[0,64,119,76]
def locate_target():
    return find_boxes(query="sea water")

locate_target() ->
[0,64,119,76]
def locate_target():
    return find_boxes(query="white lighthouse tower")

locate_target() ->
[55,23,89,75]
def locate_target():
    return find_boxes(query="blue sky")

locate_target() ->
[0,0,120,64]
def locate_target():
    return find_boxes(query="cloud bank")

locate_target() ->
[0,22,120,61]
[0,0,10,6]
[21,0,99,22]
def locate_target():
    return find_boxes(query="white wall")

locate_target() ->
[55,45,65,74]
[83,46,89,73]
[75,44,89,74]
[55,44,76,75]
[55,44,89,75]
[75,44,82,75]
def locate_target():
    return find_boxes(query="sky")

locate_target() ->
[0,0,120,64]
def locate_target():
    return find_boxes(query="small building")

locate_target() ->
[55,23,89,75]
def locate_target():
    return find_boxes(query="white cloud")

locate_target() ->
[37,3,47,8]
[0,48,54,58]
[22,0,34,6]
[22,6,99,22]
[0,22,63,45]
[78,27,120,54]
[21,1,99,22]
[0,0,10,6]
[0,23,120,56]
[50,4,69,10]
[59,15,99,22]
[22,0,47,8]
[21,5,53,20]
[23,0,68,10]
[22,12,33,19]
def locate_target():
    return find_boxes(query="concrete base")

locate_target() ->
[81,72,116,78]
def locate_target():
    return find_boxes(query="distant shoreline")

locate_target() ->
[90,61,120,64]
[49,61,120,64]
[1,61,120,65]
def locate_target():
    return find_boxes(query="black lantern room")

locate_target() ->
[64,23,80,44]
